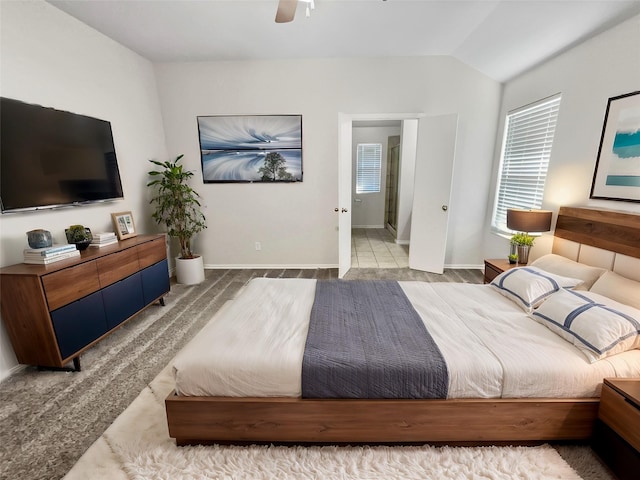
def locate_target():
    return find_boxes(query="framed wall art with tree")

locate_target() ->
[197,115,303,183]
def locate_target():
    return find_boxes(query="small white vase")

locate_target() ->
[175,256,205,285]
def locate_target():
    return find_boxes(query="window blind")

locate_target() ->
[356,143,382,194]
[492,94,561,234]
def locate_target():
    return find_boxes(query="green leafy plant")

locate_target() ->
[510,232,535,247]
[147,155,206,259]
[66,225,92,243]
[508,253,518,263]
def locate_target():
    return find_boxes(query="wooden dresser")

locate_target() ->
[0,234,169,370]
[592,378,640,480]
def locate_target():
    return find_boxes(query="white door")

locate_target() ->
[338,115,353,278]
[408,114,458,274]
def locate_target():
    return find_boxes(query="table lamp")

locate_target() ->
[507,208,553,264]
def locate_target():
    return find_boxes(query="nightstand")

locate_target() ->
[483,258,520,284]
[592,378,640,480]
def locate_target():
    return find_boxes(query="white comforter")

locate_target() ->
[173,278,640,398]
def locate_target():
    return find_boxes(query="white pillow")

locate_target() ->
[531,254,606,290]
[531,289,640,363]
[489,266,583,313]
[590,270,640,310]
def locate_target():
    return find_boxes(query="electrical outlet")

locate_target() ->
[255,242,261,251]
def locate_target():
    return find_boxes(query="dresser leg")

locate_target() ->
[37,355,81,372]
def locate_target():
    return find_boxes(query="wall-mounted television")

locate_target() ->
[0,97,124,213]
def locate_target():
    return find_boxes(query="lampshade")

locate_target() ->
[506,208,552,233]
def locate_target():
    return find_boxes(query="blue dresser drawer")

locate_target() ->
[102,273,144,330]
[51,291,108,359]
[141,259,170,305]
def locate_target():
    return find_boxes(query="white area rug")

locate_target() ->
[118,442,581,480]
[65,362,583,480]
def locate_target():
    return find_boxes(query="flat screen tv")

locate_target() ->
[1,97,124,213]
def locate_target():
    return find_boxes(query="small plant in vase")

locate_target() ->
[508,253,518,264]
[65,225,93,250]
[510,232,535,264]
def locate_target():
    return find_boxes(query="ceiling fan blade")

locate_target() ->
[275,0,298,23]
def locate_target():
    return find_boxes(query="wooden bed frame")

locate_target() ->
[166,206,640,446]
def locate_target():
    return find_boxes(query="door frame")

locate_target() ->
[337,113,423,278]
[384,135,401,233]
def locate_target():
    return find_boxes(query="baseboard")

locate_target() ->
[205,264,339,270]
[445,264,484,270]
[203,264,483,271]
[352,225,385,229]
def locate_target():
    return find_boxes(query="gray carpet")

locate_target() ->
[0,267,615,480]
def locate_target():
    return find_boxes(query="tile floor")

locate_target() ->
[351,228,409,268]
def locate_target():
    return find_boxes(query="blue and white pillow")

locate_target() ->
[531,289,640,363]
[489,266,583,313]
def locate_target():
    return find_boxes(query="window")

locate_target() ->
[492,94,561,234]
[356,143,382,194]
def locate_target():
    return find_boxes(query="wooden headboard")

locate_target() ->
[555,206,640,260]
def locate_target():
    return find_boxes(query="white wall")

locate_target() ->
[154,56,501,268]
[0,2,168,381]
[351,126,401,228]
[483,14,640,260]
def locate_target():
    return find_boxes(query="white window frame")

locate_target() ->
[356,143,382,194]
[491,94,562,235]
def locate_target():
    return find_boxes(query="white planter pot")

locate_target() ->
[175,256,205,285]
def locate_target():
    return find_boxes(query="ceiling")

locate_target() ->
[47,0,640,82]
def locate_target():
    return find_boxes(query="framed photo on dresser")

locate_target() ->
[111,211,137,240]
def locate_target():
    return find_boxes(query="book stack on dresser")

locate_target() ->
[89,232,118,248]
[23,244,80,265]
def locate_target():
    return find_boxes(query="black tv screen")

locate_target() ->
[1,97,124,213]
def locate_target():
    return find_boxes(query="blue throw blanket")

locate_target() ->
[301,280,449,399]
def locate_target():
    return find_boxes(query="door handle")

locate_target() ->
[442,205,448,211]
[342,208,348,213]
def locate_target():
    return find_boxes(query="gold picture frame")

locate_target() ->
[111,211,137,240]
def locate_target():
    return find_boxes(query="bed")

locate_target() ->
[166,206,640,445]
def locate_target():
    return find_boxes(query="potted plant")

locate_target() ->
[510,232,535,264]
[65,225,93,250]
[147,154,207,285]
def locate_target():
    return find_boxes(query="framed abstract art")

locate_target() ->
[197,115,303,183]
[590,91,640,202]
